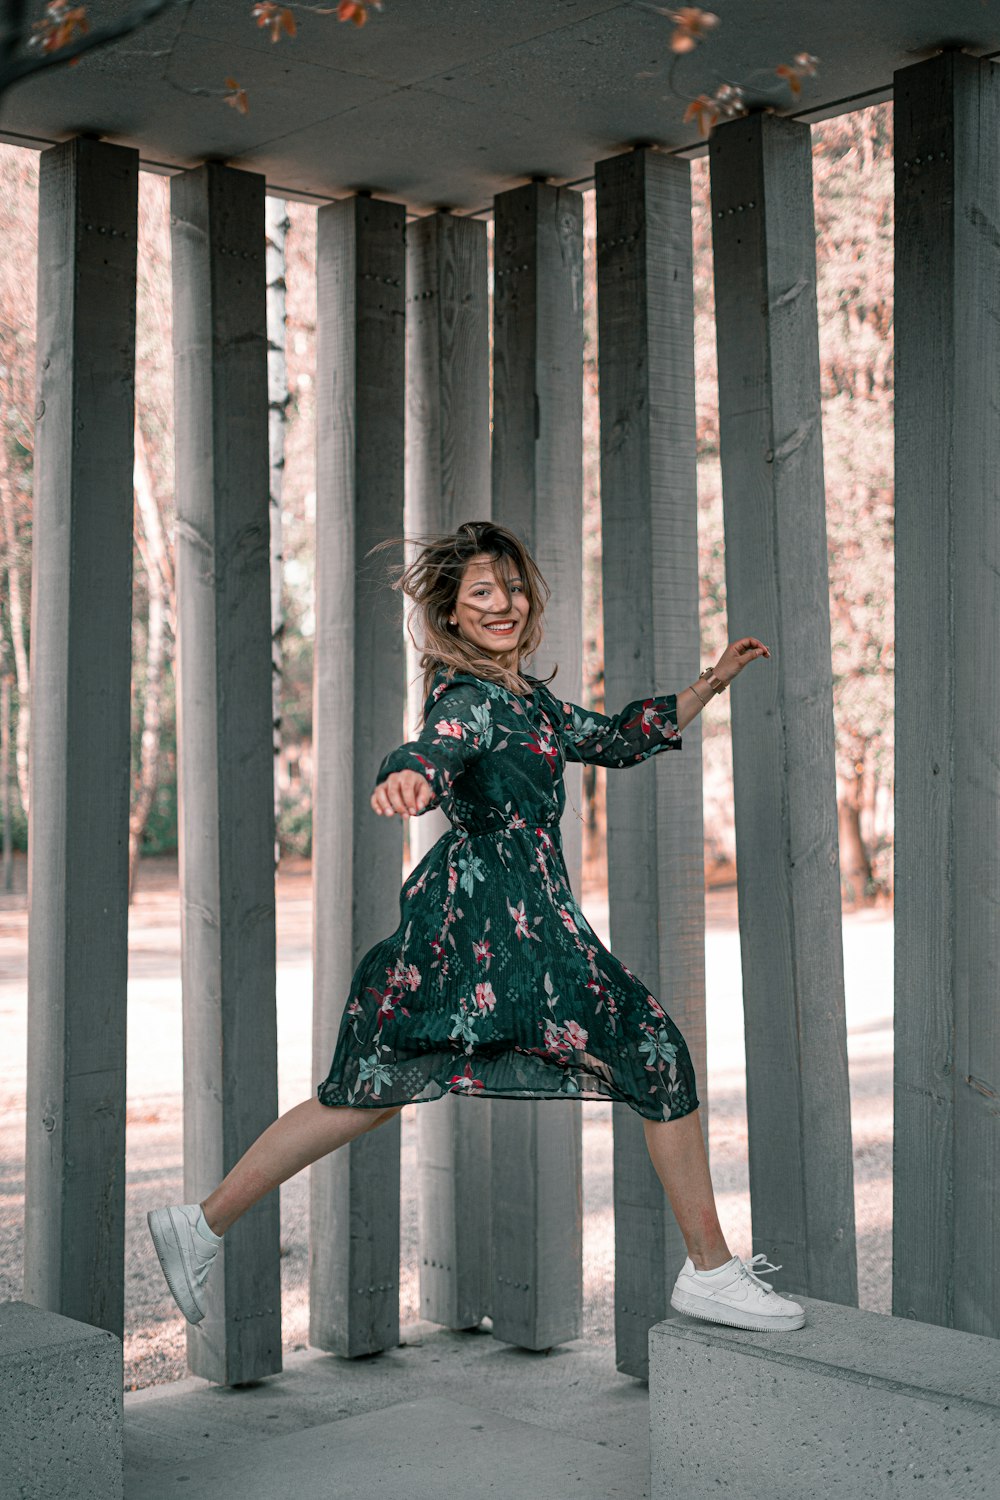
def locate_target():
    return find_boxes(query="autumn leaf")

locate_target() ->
[776,52,820,98]
[660,7,720,54]
[223,76,250,114]
[683,93,719,138]
[712,81,746,120]
[252,2,296,42]
[28,1,90,56]
[338,0,375,23]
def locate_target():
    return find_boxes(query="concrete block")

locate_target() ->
[649,1295,1000,1498]
[0,1300,123,1500]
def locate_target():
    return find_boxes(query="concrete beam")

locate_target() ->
[709,112,857,1304]
[311,193,407,1357]
[170,161,281,1385]
[893,51,1000,1337]
[650,1297,1000,1497]
[490,180,585,1350]
[405,211,493,1330]
[24,136,137,1340]
[594,146,706,1380]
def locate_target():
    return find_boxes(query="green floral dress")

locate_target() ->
[316,666,700,1122]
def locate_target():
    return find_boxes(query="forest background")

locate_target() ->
[0,104,893,905]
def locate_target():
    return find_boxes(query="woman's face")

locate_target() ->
[449,553,530,658]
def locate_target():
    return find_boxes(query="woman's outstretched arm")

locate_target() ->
[547,689,684,768]
[548,637,772,769]
[372,679,493,813]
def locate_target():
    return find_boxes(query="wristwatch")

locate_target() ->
[698,666,728,695]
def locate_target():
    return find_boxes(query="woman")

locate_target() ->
[148,520,804,1334]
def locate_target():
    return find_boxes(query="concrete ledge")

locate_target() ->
[0,1300,123,1500]
[649,1294,1000,1499]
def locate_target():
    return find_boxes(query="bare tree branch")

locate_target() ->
[0,0,185,97]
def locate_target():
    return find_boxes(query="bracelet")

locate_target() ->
[698,666,728,695]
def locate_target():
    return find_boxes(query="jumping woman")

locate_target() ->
[148,520,805,1335]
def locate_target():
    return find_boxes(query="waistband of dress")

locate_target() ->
[450,815,561,837]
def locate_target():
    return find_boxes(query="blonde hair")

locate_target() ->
[367,520,555,714]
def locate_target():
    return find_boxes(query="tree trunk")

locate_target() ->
[838,780,873,907]
[1,657,12,893]
[0,467,30,816]
[265,195,291,869]
[127,422,168,901]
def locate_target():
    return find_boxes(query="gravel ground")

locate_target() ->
[0,852,892,1391]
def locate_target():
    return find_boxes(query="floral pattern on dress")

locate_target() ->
[316,666,699,1121]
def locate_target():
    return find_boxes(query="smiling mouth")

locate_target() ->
[483,621,517,634]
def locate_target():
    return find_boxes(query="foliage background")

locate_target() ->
[0,103,894,899]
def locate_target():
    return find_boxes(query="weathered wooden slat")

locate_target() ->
[23,137,138,1341]
[311,194,407,1356]
[594,146,706,1380]
[405,211,493,1329]
[490,181,585,1350]
[170,163,282,1384]
[893,51,1000,1338]
[709,113,858,1304]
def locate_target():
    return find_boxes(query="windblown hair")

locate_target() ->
[367,520,555,716]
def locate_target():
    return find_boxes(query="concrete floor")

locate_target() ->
[124,1316,654,1499]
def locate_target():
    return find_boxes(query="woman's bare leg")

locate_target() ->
[643,1106,733,1271]
[201,1099,404,1236]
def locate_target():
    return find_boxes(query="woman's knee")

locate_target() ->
[363,1102,405,1131]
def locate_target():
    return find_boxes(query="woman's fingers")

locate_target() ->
[371,771,428,817]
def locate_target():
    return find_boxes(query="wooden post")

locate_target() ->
[709,113,858,1304]
[23,137,138,1340]
[595,147,706,1379]
[405,211,493,1330]
[893,51,1000,1338]
[311,193,407,1356]
[490,181,585,1349]
[171,162,281,1385]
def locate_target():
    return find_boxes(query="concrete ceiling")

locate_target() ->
[0,0,997,215]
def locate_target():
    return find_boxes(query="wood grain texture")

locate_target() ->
[594,146,706,1380]
[710,113,858,1306]
[170,163,281,1384]
[893,52,1000,1338]
[490,181,585,1350]
[23,137,138,1342]
[405,212,493,1330]
[311,194,406,1357]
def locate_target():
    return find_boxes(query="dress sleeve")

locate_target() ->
[373,680,493,813]
[548,689,682,768]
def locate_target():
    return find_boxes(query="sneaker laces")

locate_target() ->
[735,1253,782,1294]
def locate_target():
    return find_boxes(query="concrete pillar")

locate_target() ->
[709,113,858,1304]
[24,137,138,1340]
[311,193,407,1356]
[594,146,706,1379]
[893,51,1000,1338]
[405,211,493,1329]
[170,162,281,1384]
[490,180,585,1350]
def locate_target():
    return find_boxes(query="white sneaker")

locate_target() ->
[147,1203,221,1325]
[670,1252,806,1332]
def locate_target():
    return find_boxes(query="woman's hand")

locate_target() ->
[715,637,771,685]
[371,768,434,818]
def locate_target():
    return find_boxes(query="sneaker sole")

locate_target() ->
[670,1284,805,1332]
[147,1207,207,1325]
